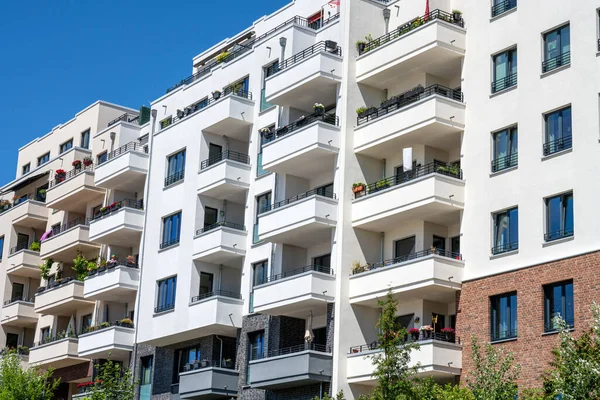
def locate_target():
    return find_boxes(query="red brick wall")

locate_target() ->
[456,251,600,389]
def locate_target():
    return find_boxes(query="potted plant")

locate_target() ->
[441,327,455,341]
[430,246,439,255]
[107,255,118,268]
[223,358,232,368]
[408,327,420,341]
[411,16,424,29]
[215,51,230,63]
[295,115,308,127]
[351,261,365,275]
[39,258,53,282]
[29,241,41,251]
[325,40,338,51]
[55,169,66,183]
[0,199,10,210]
[72,160,82,170]
[83,156,93,167]
[176,109,184,119]
[313,103,325,116]
[420,325,433,339]
[212,90,222,100]
[356,106,368,118]
[355,40,366,53]
[452,9,462,22]
[73,251,90,281]
[126,255,136,266]
[381,96,399,109]
[119,318,134,328]
[99,322,111,329]
[373,179,390,192]
[352,182,366,194]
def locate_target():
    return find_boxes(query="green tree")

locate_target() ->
[313,390,345,400]
[413,377,476,400]
[83,359,136,400]
[0,349,60,399]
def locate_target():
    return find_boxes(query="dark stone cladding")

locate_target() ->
[269,383,331,400]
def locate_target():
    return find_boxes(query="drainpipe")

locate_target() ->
[218,265,223,291]
[382,158,387,179]
[380,232,385,263]
[222,200,227,223]
[383,8,391,34]
[216,335,223,368]
[109,131,116,153]
[279,37,287,64]
[223,135,230,153]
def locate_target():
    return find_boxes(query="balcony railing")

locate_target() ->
[354,161,462,199]
[35,330,78,347]
[200,150,250,170]
[49,165,94,188]
[107,113,139,127]
[544,318,574,333]
[256,264,333,285]
[159,237,180,249]
[86,261,139,277]
[353,248,462,275]
[542,51,570,73]
[543,136,572,156]
[45,217,90,239]
[99,142,148,165]
[80,319,134,335]
[358,9,464,55]
[195,221,245,236]
[182,359,236,372]
[154,302,175,314]
[491,0,517,17]
[491,241,519,255]
[263,113,338,143]
[164,170,185,187]
[4,295,34,305]
[260,188,336,214]
[490,328,518,342]
[10,240,37,255]
[0,192,46,215]
[357,84,463,125]
[91,199,143,221]
[491,153,518,172]
[491,73,517,93]
[266,41,342,78]
[544,229,574,242]
[349,332,461,353]
[252,343,330,360]
[36,276,81,294]
[190,290,242,303]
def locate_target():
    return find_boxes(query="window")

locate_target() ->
[252,260,268,287]
[543,24,570,73]
[175,346,201,378]
[40,327,51,343]
[394,236,416,260]
[248,330,265,360]
[313,254,331,272]
[223,76,249,96]
[491,0,516,18]
[254,192,271,243]
[161,212,182,248]
[0,236,4,260]
[262,62,278,110]
[81,314,93,333]
[492,207,518,254]
[432,235,446,252]
[307,11,324,29]
[160,116,173,130]
[207,143,223,167]
[544,106,572,156]
[156,276,177,313]
[80,129,90,149]
[59,139,73,154]
[545,192,574,241]
[17,233,29,251]
[22,163,30,176]
[10,283,24,303]
[492,126,518,172]
[165,150,186,186]
[257,125,274,177]
[432,313,446,333]
[37,152,50,167]
[204,207,219,229]
[97,151,108,165]
[490,292,518,341]
[544,280,574,332]
[315,183,334,197]
[451,236,461,255]
[492,48,517,93]
[199,272,214,295]
[6,333,18,349]
[140,355,153,399]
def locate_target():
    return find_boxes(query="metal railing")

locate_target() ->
[491,241,519,255]
[545,318,574,333]
[266,41,342,78]
[359,9,463,55]
[155,303,175,313]
[10,241,35,255]
[159,237,180,249]
[49,165,94,188]
[491,0,517,17]
[166,90,253,128]
[37,277,82,295]
[491,328,518,342]
[191,290,242,303]
[87,261,139,277]
[256,265,333,285]
[263,113,338,143]
[107,113,139,127]
[4,296,33,305]
[254,343,330,360]
[260,188,336,214]
[542,51,570,73]
[49,217,90,237]
[164,170,185,187]
[544,229,574,242]
[491,152,518,172]
[80,319,135,335]
[200,150,250,170]
[543,136,572,156]
[35,330,78,347]
[91,199,143,221]
[196,221,245,236]
[357,84,463,125]
[349,332,461,353]
[100,142,148,165]
[183,359,236,371]
[353,248,462,275]
[355,161,462,199]
[491,72,517,93]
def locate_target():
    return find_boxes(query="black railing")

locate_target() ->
[491,328,518,342]
[107,113,139,127]
[491,0,517,17]
[542,51,570,73]
[87,261,139,277]
[598,39,600,52]
[10,241,33,255]
[543,136,572,156]
[491,73,517,93]
[357,84,463,125]
[359,9,463,55]
[167,90,253,128]
[266,41,342,78]
[35,330,78,347]
[160,237,180,249]
[491,241,519,255]
[37,277,83,294]
[49,217,90,237]
[4,296,33,305]
[263,113,338,143]
[257,265,333,286]
[254,343,330,360]
[91,199,143,221]
[353,248,462,275]
[491,153,518,172]
[165,170,185,187]
[191,290,242,303]
[155,303,175,313]
[355,161,462,199]
[196,221,245,236]
[100,142,148,165]
[81,320,135,335]
[349,332,461,354]
[49,165,94,188]
[200,150,250,170]
[545,318,574,333]
[544,229,574,242]
[260,189,336,214]
[183,359,236,371]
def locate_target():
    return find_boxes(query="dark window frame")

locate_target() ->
[37,152,50,167]
[490,292,518,341]
[492,207,519,254]
[545,192,574,242]
[544,280,574,332]
[59,138,73,154]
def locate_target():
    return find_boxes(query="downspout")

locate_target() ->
[223,135,230,152]
[380,232,385,263]
[382,158,386,179]
[216,335,223,368]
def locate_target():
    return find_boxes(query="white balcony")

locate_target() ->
[40,223,100,263]
[89,205,144,247]
[34,280,93,316]
[78,325,134,361]
[9,200,48,230]
[349,252,464,306]
[94,146,149,191]
[352,171,464,232]
[252,268,336,317]
[262,118,339,179]
[45,168,104,213]
[29,338,88,369]
[197,155,250,203]
[264,43,342,111]
[201,93,255,140]
[356,15,466,89]
[84,264,140,301]
[6,249,41,278]
[257,194,338,247]
[192,224,247,268]
[1,300,37,327]
[179,366,239,399]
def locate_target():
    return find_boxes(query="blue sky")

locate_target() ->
[0,0,289,184]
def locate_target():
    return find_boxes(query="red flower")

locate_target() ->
[408,328,420,334]
[55,169,66,175]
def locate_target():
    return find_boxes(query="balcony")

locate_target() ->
[264,41,342,110]
[356,10,465,89]
[84,262,140,301]
[261,114,339,179]
[40,218,99,262]
[29,336,88,369]
[34,279,93,316]
[349,249,464,306]
[248,344,332,389]
[5,196,47,230]
[78,322,134,361]
[45,165,104,213]
[94,142,149,191]
[179,362,239,399]
[6,248,41,278]
[1,298,37,327]
[89,199,144,247]
[257,190,338,247]
[346,335,462,385]
[352,163,464,232]
[197,151,250,203]
[192,222,247,268]
[354,85,465,157]
[252,265,335,317]
[542,52,570,74]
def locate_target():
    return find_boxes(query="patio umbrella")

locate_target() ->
[40,229,53,242]
[304,311,314,343]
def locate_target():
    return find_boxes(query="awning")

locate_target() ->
[0,171,49,195]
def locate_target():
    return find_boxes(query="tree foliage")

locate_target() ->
[83,359,136,400]
[0,350,60,399]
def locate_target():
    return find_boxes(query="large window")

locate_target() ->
[161,212,182,248]
[492,48,517,93]
[394,236,416,260]
[545,192,574,241]
[492,207,518,254]
[59,139,73,154]
[261,63,278,110]
[37,152,50,167]
[97,151,108,165]
[174,346,201,379]
[252,260,268,287]
[204,207,218,229]
[6,333,18,349]
[247,330,265,384]
[10,283,24,303]
[257,125,274,177]
[544,106,572,156]
[543,24,570,73]
[313,254,331,271]
[81,314,93,333]
[22,163,30,176]
[490,292,518,341]
[199,272,214,295]
[139,355,153,400]
[544,280,574,332]
[492,126,518,172]
[254,192,271,243]
[80,129,90,149]
[165,150,186,186]
[156,276,177,313]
